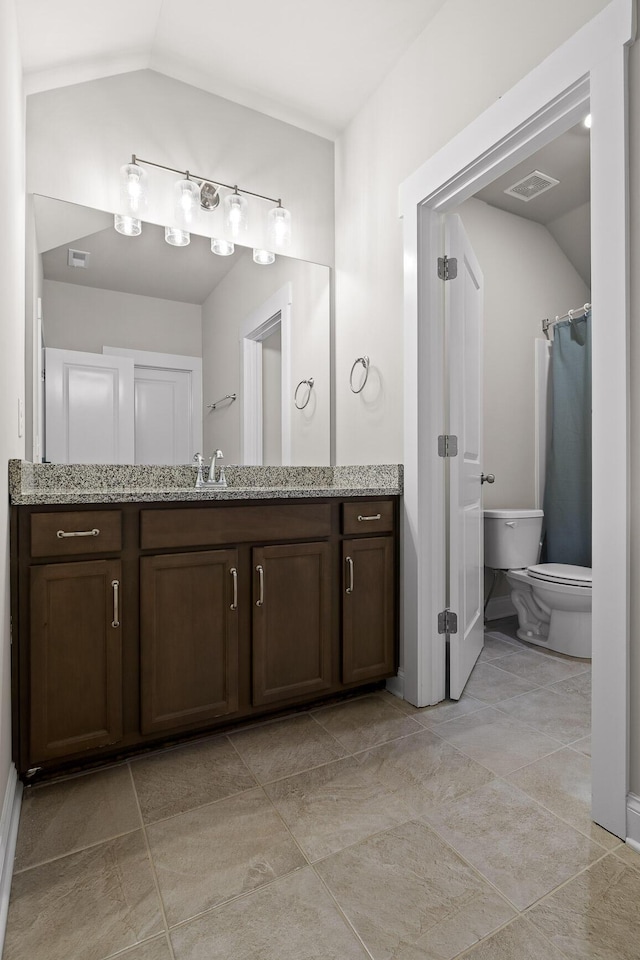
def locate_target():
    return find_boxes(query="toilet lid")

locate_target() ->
[527,563,592,586]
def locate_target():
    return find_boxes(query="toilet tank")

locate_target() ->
[484,509,543,569]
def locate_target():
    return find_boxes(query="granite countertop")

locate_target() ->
[8,461,403,506]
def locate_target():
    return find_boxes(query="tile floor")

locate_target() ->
[5,617,640,960]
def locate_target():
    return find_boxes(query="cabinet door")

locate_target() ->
[30,559,123,763]
[342,537,395,683]
[252,542,332,706]
[140,550,239,734]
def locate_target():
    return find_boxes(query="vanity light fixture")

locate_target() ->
[584,113,592,129]
[253,248,275,265]
[211,237,234,256]
[114,155,291,255]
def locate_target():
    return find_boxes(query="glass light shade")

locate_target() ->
[114,214,142,237]
[584,113,592,129]
[224,191,248,237]
[165,225,190,246]
[174,178,201,227]
[119,162,147,215]
[211,237,235,256]
[268,205,292,249]
[253,248,275,265]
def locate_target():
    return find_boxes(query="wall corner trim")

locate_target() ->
[626,792,640,848]
[385,668,405,700]
[0,765,22,953]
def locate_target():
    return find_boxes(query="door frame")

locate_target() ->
[103,346,203,461]
[399,0,634,839]
[240,283,292,465]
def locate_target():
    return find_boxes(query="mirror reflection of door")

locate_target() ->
[261,327,282,465]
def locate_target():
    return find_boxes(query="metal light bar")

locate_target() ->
[132,155,282,206]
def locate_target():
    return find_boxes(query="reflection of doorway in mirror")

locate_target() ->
[262,327,282,465]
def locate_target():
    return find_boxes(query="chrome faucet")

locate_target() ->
[194,450,227,488]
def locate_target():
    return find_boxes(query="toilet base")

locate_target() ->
[506,569,592,659]
[515,610,591,659]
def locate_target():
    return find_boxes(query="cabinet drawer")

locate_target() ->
[141,504,332,550]
[31,511,122,558]
[342,501,394,536]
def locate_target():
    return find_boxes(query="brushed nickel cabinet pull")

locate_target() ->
[111,579,120,628]
[357,514,381,522]
[230,567,238,610]
[345,556,354,594]
[256,564,265,606]
[56,528,100,539]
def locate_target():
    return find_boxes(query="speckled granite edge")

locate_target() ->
[8,461,403,505]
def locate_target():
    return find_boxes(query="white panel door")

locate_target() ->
[446,215,485,700]
[45,348,134,464]
[134,367,192,464]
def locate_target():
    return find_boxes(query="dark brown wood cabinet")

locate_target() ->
[342,537,395,684]
[12,495,399,780]
[252,541,332,705]
[140,549,239,734]
[29,558,123,763]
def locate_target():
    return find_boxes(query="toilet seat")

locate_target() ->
[527,563,592,587]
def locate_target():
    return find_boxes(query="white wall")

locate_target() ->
[629,34,640,801]
[0,0,25,802]
[43,280,203,357]
[202,256,330,465]
[334,0,610,465]
[26,70,334,268]
[548,201,592,286]
[458,199,590,511]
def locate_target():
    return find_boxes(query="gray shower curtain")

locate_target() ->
[543,312,592,567]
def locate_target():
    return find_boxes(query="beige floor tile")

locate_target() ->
[426,779,604,910]
[491,648,589,686]
[403,693,486,728]
[14,765,140,872]
[507,747,619,849]
[130,735,256,823]
[495,685,590,743]
[354,728,494,818]
[614,843,640,872]
[3,831,163,960]
[528,854,640,959]
[229,713,347,783]
[108,937,173,960]
[311,695,421,752]
[461,917,567,959]
[569,735,592,757]
[146,787,304,926]
[435,707,561,776]
[478,635,519,662]
[463,662,539,704]
[315,820,514,960]
[170,868,369,960]
[550,670,592,699]
[264,757,409,861]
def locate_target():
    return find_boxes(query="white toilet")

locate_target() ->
[484,508,592,659]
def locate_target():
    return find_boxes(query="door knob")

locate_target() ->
[481,473,495,484]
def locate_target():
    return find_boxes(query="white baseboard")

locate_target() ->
[0,765,22,954]
[385,668,405,699]
[626,793,640,848]
[485,595,516,621]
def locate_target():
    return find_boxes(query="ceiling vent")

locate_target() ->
[504,170,560,202]
[67,248,91,268]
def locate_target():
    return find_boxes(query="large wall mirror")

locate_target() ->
[26,195,331,467]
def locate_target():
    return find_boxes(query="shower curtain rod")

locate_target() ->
[542,302,591,339]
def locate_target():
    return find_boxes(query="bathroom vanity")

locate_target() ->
[9,462,402,781]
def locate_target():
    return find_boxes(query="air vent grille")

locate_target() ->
[67,248,91,268]
[504,170,560,202]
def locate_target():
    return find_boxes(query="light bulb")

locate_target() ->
[211,237,234,256]
[119,162,147,215]
[165,226,190,246]
[267,204,291,249]
[253,248,275,265]
[114,214,142,236]
[174,178,201,228]
[224,190,248,238]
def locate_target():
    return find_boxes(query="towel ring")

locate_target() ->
[350,356,370,394]
[294,377,314,410]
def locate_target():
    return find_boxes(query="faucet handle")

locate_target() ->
[193,452,204,465]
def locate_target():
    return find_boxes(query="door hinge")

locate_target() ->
[437,255,458,280]
[438,609,458,636]
[438,434,458,458]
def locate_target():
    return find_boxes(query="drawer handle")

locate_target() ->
[256,564,265,607]
[230,567,238,610]
[345,556,354,594]
[357,514,381,522]
[111,579,120,628]
[56,528,100,539]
